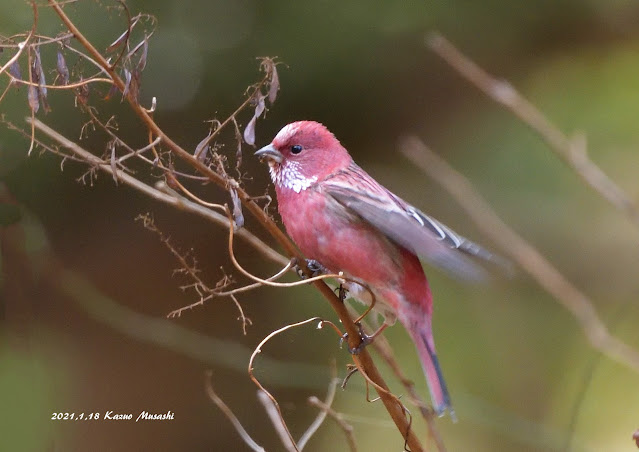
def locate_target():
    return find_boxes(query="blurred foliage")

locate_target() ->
[2,0,639,451]
[0,342,66,452]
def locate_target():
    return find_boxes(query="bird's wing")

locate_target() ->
[324,164,509,282]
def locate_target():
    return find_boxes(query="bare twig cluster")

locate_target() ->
[205,362,348,452]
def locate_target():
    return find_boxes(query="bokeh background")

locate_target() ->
[2,1,639,451]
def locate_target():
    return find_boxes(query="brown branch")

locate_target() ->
[352,304,446,451]
[42,3,428,449]
[426,32,639,231]
[3,73,113,90]
[401,136,639,374]
[0,32,74,48]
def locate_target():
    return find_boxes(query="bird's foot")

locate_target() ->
[340,322,374,355]
[335,284,349,302]
[292,258,327,279]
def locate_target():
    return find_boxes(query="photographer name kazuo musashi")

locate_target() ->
[102,411,175,421]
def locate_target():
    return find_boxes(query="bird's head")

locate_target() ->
[255,121,352,193]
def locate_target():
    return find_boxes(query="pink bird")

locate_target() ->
[256,121,502,417]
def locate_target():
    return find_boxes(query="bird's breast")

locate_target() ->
[276,185,433,318]
[276,186,400,285]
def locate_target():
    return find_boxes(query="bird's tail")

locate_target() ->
[410,328,455,420]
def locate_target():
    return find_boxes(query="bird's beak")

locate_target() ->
[254,144,283,163]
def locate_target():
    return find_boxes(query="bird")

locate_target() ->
[255,120,504,417]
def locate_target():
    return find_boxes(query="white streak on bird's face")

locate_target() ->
[269,160,318,193]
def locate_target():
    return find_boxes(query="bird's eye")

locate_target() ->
[290,144,303,154]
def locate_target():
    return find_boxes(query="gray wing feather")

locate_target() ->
[328,189,490,281]
[327,189,494,282]
[408,207,503,262]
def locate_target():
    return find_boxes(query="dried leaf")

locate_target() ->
[109,141,118,185]
[121,68,132,99]
[107,27,131,53]
[27,84,39,112]
[254,93,266,120]
[75,77,89,105]
[243,93,266,146]
[268,63,279,104]
[230,187,244,230]
[243,116,257,146]
[105,82,119,100]
[32,46,50,112]
[107,15,142,52]
[129,69,141,103]
[136,37,148,72]
[232,116,242,169]
[9,61,21,82]
[56,51,69,85]
[194,131,212,163]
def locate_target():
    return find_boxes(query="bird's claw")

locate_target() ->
[335,284,349,301]
[292,258,327,279]
[340,322,374,355]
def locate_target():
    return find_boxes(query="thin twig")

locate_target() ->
[400,136,639,374]
[26,118,288,267]
[344,350,414,450]
[426,32,639,231]
[249,317,325,452]
[25,3,38,157]
[137,213,251,332]
[0,40,29,79]
[205,372,265,452]
[348,305,447,452]
[166,257,294,320]
[256,390,298,452]
[4,76,113,90]
[307,397,358,452]
[116,136,161,164]
[0,32,73,48]
[298,363,340,450]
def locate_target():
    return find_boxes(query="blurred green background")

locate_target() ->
[2,0,639,451]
